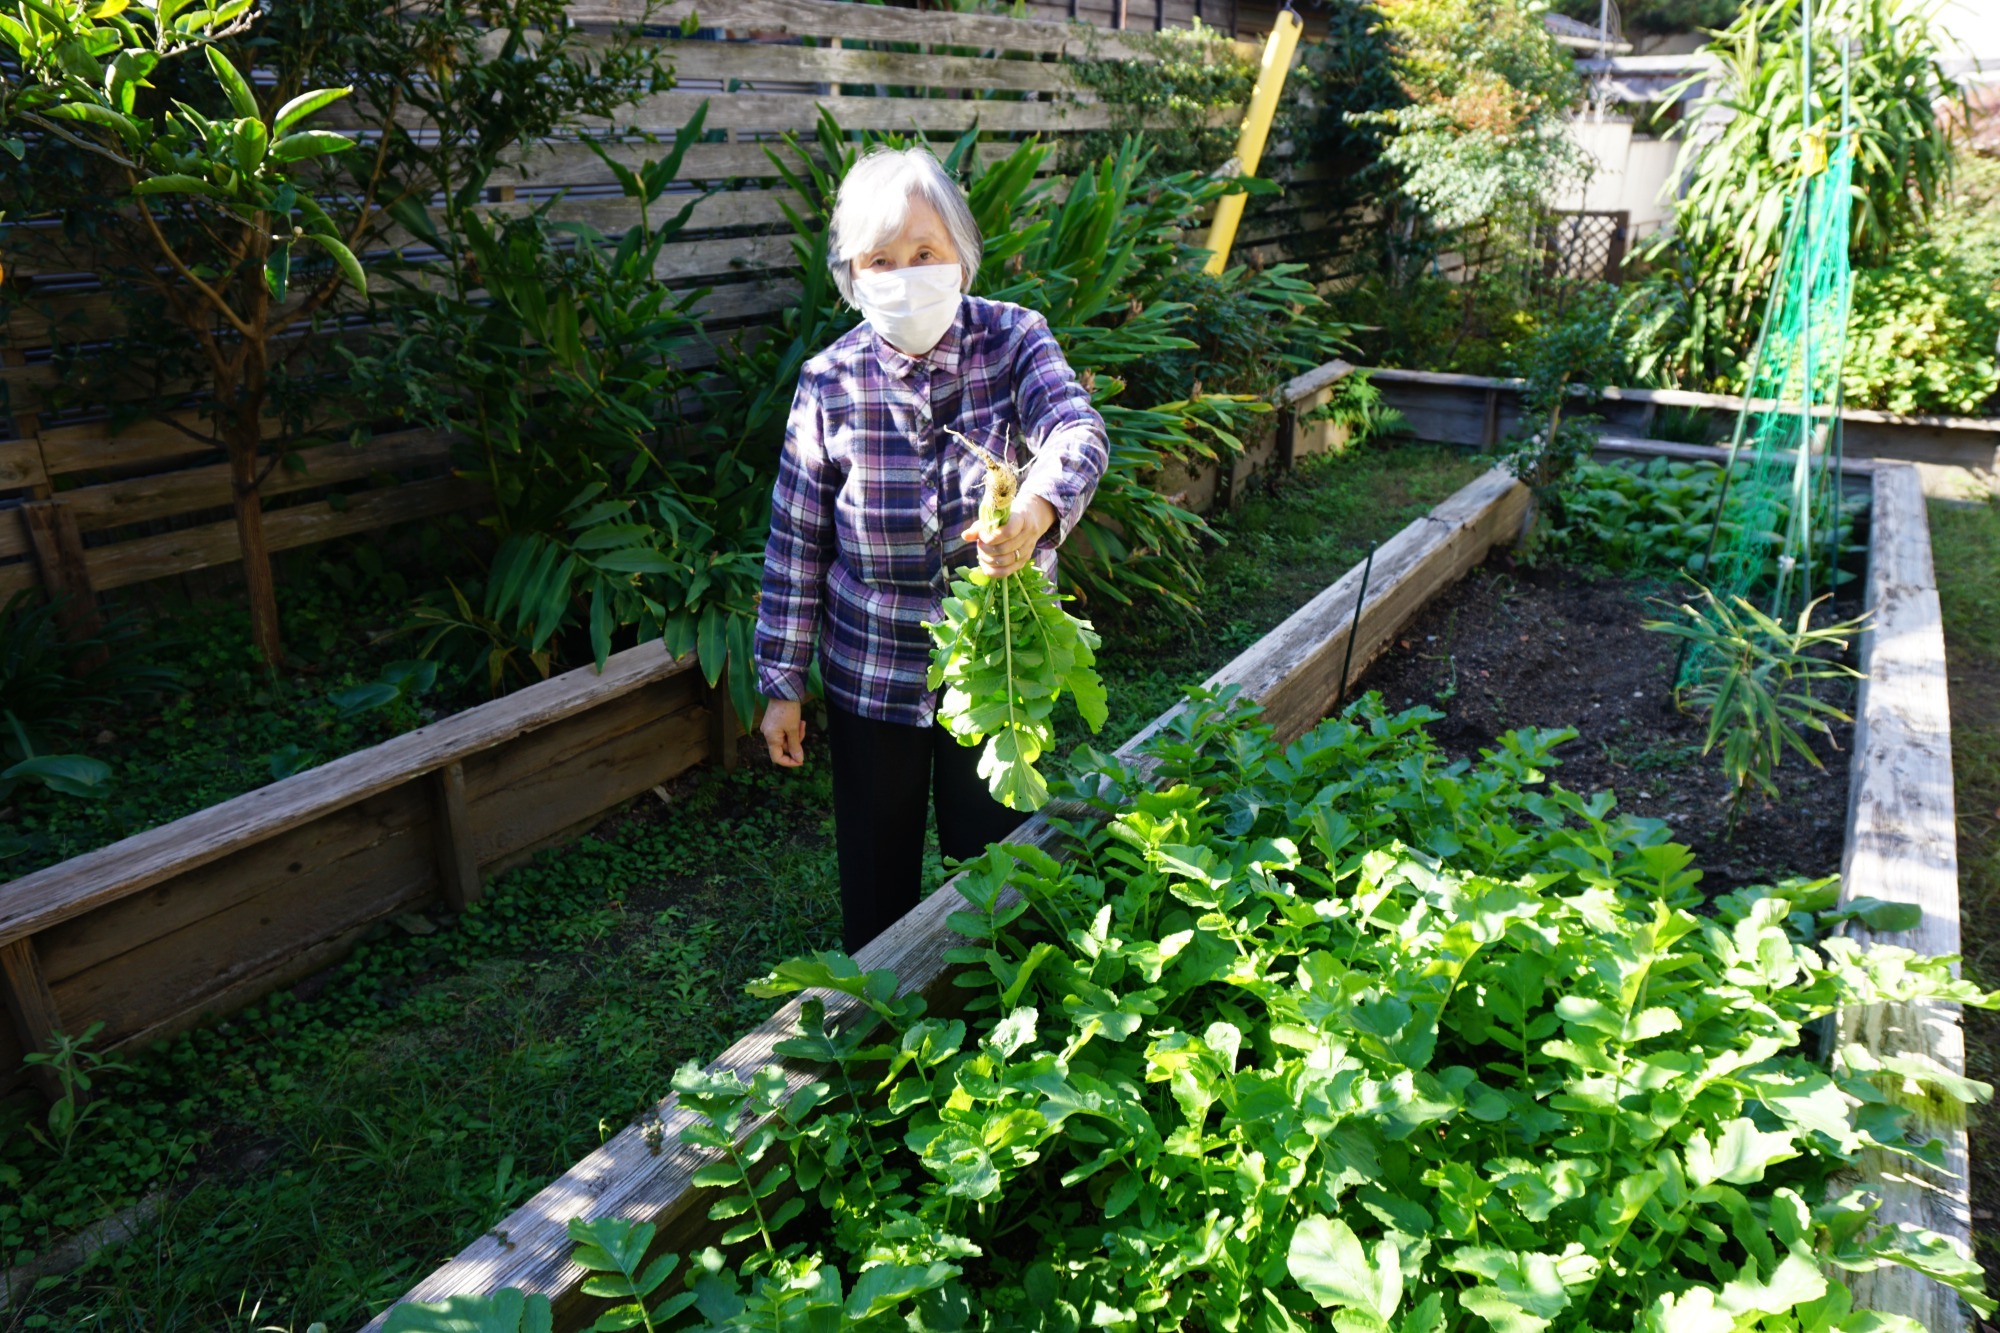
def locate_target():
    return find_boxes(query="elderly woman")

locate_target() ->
[753,146,1110,954]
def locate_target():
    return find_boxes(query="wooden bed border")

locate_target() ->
[363,464,1534,1330]
[1367,365,2000,495]
[1837,460,1969,1332]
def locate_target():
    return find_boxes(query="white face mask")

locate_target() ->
[852,262,964,357]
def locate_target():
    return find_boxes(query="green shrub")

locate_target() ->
[1842,241,2000,415]
[1839,151,2000,417]
[1542,457,1866,583]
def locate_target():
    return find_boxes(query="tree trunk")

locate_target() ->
[224,228,283,670]
[229,437,283,669]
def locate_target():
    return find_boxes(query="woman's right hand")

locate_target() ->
[762,699,806,767]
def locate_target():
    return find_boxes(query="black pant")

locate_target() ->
[824,700,1026,954]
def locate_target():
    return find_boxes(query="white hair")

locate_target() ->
[826,146,983,307]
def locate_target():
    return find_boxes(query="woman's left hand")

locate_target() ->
[961,495,1056,578]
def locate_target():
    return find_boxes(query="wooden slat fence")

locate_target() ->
[0,0,1341,608]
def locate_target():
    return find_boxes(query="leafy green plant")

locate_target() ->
[1496,284,1626,534]
[1362,0,1585,233]
[926,432,1108,812]
[1645,585,1865,831]
[0,590,174,802]
[1842,237,2000,415]
[20,1021,132,1160]
[1301,368,1410,445]
[367,106,767,720]
[1626,0,1960,390]
[327,659,437,719]
[1063,19,1255,175]
[531,685,1993,1330]
[3,0,671,665]
[1543,456,1864,581]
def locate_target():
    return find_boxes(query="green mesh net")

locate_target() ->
[1692,133,1857,640]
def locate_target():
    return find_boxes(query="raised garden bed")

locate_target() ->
[1366,365,2000,498]
[368,451,1977,1333]
[1356,561,1857,892]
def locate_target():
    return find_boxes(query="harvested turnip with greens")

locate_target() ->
[925,429,1108,812]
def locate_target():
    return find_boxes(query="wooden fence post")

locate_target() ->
[1,937,64,1102]
[430,761,483,913]
[1276,405,1298,472]
[709,666,740,773]
[22,498,103,643]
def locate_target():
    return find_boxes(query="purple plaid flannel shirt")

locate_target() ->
[753,295,1110,727]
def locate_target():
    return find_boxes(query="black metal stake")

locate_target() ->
[1336,541,1378,705]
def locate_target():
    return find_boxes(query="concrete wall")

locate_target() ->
[1558,116,1681,241]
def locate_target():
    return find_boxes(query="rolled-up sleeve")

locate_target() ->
[753,378,836,702]
[1010,312,1108,548]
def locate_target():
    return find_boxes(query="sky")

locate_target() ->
[1938,0,2000,64]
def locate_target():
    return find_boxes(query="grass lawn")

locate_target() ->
[0,439,1483,1333]
[1930,496,2000,1300]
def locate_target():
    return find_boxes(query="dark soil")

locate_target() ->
[1354,557,1857,893]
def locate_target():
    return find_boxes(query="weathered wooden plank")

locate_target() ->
[462,676,707,868]
[46,813,436,1047]
[0,640,698,951]
[1279,357,1352,406]
[34,784,430,988]
[57,430,456,534]
[20,499,97,628]
[569,0,1147,58]
[511,137,1038,190]
[36,414,264,477]
[1215,467,1529,741]
[659,41,1078,94]
[431,762,482,914]
[707,667,741,773]
[592,89,1228,135]
[1835,461,1968,1333]
[82,474,482,592]
[0,937,61,1059]
[0,438,49,491]
[362,466,1532,1331]
[1368,367,2000,489]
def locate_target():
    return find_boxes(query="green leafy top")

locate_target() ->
[926,432,1108,812]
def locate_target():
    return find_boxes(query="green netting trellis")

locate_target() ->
[1694,135,1856,623]
[1685,2,1861,679]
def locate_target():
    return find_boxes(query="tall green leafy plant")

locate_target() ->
[1644,585,1864,832]
[363,108,765,719]
[1626,0,1960,390]
[1496,284,1626,539]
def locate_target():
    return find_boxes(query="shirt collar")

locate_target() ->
[870,300,965,380]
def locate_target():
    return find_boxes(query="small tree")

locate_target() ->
[1344,0,1589,357]
[1,0,668,666]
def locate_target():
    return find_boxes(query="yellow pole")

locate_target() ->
[1202,8,1303,276]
